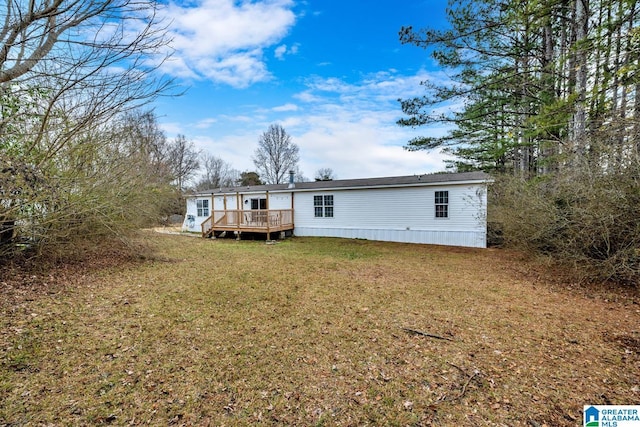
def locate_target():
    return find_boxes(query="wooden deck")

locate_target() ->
[201,209,294,240]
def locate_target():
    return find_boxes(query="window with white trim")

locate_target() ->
[314,195,334,218]
[197,199,209,217]
[435,191,448,218]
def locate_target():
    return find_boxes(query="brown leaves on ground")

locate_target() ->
[0,234,638,426]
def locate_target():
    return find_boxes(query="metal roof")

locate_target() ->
[193,171,491,196]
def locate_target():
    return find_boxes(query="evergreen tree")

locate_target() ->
[399,0,640,175]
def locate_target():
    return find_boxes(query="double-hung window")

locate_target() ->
[435,191,448,218]
[197,199,209,217]
[314,195,334,218]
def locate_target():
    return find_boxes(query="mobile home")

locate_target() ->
[182,171,491,248]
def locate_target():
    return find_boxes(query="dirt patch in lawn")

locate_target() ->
[1,234,638,426]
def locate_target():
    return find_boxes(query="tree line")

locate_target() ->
[188,123,336,190]
[0,0,176,258]
[0,0,342,260]
[400,0,640,284]
[0,0,256,258]
[197,123,307,190]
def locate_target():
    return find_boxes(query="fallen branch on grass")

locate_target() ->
[447,362,467,375]
[401,327,454,341]
[455,370,478,400]
[446,362,481,400]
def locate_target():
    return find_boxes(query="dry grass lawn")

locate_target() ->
[1,233,639,426]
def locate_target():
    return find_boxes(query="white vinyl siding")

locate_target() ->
[213,195,230,211]
[266,193,292,210]
[241,193,292,211]
[212,193,291,211]
[293,185,487,248]
[183,197,212,232]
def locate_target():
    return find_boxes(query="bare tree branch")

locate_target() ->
[252,124,299,185]
[0,0,176,258]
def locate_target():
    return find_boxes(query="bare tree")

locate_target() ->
[195,154,239,190]
[0,0,173,257]
[168,135,200,191]
[0,0,173,140]
[315,168,336,181]
[119,110,171,180]
[252,124,299,184]
[293,167,309,183]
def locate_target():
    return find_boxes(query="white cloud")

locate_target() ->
[159,0,296,87]
[274,43,300,59]
[192,133,259,172]
[291,112,453,179]
[272,103,299,112]
[195,118,217,129]
[161,69,459,180]
[305,76,352,93]
[293,90,323,103]
[278,70,458,178]
[159,121,183,135]
[274,45,288,60]
[220,114,259,123]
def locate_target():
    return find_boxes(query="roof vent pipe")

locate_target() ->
[288,170,295,189]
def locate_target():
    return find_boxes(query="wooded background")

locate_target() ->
[399,0,640,284]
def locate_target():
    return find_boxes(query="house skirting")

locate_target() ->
[292,227,487,248]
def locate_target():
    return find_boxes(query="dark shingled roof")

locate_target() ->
[193,171,491,196]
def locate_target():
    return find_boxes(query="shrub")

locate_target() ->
[489,166,640,285]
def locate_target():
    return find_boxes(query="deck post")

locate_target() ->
[236,191,241,235]
[266,190,270,239]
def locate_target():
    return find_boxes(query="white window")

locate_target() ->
[314,195,334,218]
[435,191,448,218]
[197,199,209,217]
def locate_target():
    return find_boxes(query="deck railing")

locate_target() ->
[201,209,294,237]
[201,215,213,236]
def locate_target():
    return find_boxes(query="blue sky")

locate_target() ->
[153,0,453,180]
